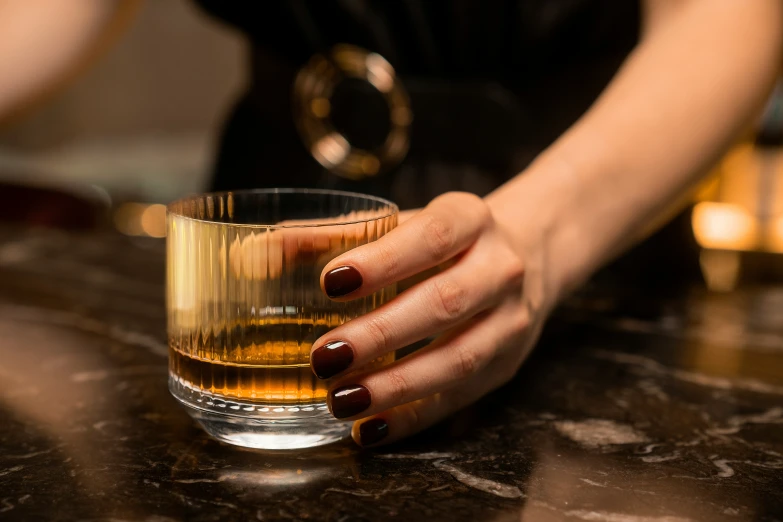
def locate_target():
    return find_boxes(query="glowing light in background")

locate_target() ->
[766,214,783,253]
[365,52,394,93]
[113,202,145,236]
[310,97,330,118]
[140,204,167,237]
[311,132,350,168]
[699,249,741,292]
[114,202,166,238]
[692,202,756,251]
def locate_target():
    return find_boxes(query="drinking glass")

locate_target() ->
[166,189,398,450]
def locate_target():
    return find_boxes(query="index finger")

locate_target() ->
[320,192,491,300]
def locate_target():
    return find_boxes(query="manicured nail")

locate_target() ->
[358,418,388,446]
[324,266,363,298]
[329,384,371,419]
[311,340,354,379]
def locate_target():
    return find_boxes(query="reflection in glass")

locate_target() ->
[167,189,398,449]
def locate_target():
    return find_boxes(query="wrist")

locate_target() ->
[485,150,586,307]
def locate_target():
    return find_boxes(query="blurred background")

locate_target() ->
[0,0,243,235]
[1,0,782,293]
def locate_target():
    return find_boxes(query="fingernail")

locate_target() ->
[358,418,388,446]
[329,384,371,419]
[311,340,354,379]
[324,266,363,298]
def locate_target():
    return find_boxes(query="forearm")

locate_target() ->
[0,0,138,124]
[488,0,782,302]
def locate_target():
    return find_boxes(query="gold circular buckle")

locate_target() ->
[293,45,412,180]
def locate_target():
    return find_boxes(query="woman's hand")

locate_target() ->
[310,191,551,447]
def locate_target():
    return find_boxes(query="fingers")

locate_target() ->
[324,300,529,421]
[310,232,524,379]
[350,352,518,447]
[321,192,492,299]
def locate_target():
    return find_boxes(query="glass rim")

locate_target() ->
[167,188,399,229]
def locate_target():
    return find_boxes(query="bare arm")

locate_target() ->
[487,0,783,303]
[0,0,140,125]
[250,0,783,446]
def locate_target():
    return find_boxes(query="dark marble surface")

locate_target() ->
[1,226,782,521]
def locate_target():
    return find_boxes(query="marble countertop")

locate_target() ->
[1,226,782,522]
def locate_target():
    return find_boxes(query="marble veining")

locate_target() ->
[640,451,681,463]
[552,419,650,449]
[0,227,782,521]
[432,460,524,499]
[377,452,458,460]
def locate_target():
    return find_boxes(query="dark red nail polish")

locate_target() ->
[329,384,371,419]
[311,340,354,379]
[359,418,388,446]
[324,266,363,298]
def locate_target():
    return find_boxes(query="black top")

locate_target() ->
[194,0,639,208]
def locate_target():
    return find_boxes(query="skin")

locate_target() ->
[0,0,139,126]
[316,0,783,446]
[2,0,781,446]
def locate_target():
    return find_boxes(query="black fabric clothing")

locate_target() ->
[193,0,640,209]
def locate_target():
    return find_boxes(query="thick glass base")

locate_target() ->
[170,376,350,450]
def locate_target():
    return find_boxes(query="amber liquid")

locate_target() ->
[167,209,397,408]
[169,315,393,405]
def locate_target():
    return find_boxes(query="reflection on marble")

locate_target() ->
[432,460,524,499]
[0,227,782,521]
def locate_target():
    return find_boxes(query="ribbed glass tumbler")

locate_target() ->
[166,189,398,450]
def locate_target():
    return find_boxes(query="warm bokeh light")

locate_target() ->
[310,97,330,118]
[699,249,741,292]
[365,52,394,93]
[114,202,166,238]
[717,143,761,211]
[113,202,146,236]
[768,214,783,253]
[140,203,167,238]
[692,201,756,251]
[311,132,350,167]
